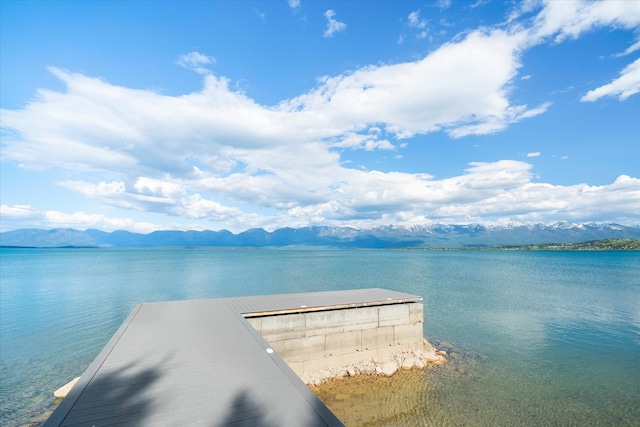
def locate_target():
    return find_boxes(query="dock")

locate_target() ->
[44,288,423,426]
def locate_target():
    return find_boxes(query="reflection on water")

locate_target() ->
[2,249,639,426]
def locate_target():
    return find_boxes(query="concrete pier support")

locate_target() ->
[245,302,424,380]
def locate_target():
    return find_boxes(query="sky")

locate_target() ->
[1,0,639,233]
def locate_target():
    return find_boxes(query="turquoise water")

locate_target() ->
[1,248,639,426]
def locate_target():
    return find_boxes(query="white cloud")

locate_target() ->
[60,179,172,211]
[616,39,640,56]
[523,1,640,105]
[171,194,258,223]
[0,204,164,233]
[427,173,640,225]
[0,204,39,219]
[2,25,545,181]
[438,0,452,10]
[407,10,428,39]
[285,28,548,139]
[176,52,216,75]
[408,11,427,29]
[288,0,300,8]
[58,178,270,231]
[324,9,346,37]
[331,132,395,151]
[448,102,551,138]
[526,152,541,157]
[56,160,637,229]
[530,0,640,44]
[581,58,640,102]
[133,177,185,198]
[5,161,638,231]
[470,0,489,9]
[1,1,639,232]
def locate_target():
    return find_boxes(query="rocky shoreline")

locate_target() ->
[304,338,447,386]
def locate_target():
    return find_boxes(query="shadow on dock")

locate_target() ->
[216,390,277,427]
[45,358,165,426]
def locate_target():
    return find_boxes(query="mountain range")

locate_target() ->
[1,223,639,248]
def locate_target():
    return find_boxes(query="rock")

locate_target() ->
[303,342,448,385]
[423,339,435,352]
[379,361,398,377]
[335,367,348,378]
[439,341,454,350]
[424,349,439,362]
[422,340,440,361]
[401,356,414,370]
[432,355,446,365]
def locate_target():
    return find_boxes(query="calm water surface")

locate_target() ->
[1,248,639,426]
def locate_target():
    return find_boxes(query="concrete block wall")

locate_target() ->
[245,303,424,379]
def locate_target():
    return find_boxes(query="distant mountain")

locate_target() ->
[2,223,639,248]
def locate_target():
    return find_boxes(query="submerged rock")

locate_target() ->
[380,361,398,377]
[305,338,447,386]
[401,356,415,370]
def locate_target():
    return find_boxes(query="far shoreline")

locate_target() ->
[3,237,639,251]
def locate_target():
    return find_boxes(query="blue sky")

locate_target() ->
[1,0,639,233]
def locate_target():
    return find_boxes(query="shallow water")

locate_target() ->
[1,248,639,426]
[315,340,640,426]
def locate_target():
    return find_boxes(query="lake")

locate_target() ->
[1,248,639,426]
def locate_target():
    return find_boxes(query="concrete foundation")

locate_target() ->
[245,302,424,380]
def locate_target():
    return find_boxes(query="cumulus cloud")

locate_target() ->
[426,174,640,225]
[331,131,395,151]
[1,25,546,180]
[284,27,550,139]
[581,58,640,101]
[0,204,164,233]
[324,9,346,37]
[4,163,638,231]
[52,160,640,229]
[60,178,183,211]
[1,1,639,231]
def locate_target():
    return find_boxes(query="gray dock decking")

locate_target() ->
[44,288,422,426]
